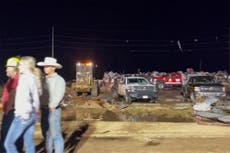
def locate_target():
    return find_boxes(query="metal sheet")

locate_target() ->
[218,115,230,123]
[195,111,222,119]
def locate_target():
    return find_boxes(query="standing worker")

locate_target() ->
[0,57,23,153]
[4,56,40,153]
[37,57,66,153]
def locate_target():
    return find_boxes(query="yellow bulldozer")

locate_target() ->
[71,61,99,96]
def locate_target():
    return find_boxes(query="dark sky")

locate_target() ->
[0,1,229,81]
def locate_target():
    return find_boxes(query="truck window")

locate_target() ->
[127,78,148,85]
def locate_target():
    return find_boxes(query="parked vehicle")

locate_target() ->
[152,72,183,89]
[182,74,226,103]
[115,77,158,104]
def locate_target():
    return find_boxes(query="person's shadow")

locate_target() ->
[36,124,89,153]
[64,124,89,153]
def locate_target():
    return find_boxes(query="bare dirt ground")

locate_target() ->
[76,122,230,153]
[34,119,230,153]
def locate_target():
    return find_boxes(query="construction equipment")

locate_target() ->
[71,61,99,96]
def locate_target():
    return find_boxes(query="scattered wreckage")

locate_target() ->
[193,98,230,125]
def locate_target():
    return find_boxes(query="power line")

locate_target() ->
[0,31,228,53]
[0,40,51,45]
[0,46,50,51]
[56,34,229,43]
[0,38,227,48]
[0,35,50,41]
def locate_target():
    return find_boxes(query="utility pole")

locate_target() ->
[229,26,230,73]
[52,26,54,57]
[199,59,202,71]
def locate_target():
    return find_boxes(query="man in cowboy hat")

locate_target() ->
[37,57,65,153]
[0,57,23,153]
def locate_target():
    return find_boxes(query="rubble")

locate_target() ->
[193,97,230,125]
[193,97,218,111]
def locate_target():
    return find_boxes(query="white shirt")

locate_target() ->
[14,71,40,119]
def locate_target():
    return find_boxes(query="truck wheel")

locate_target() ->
[70,82,78,97]
[124,95,132,104]
[91,80,99,97]
[91,87,98,97]
[182,91,189,102]
[73,91,78,97]
[77,92,81,96]
[112,91,119,99]
[183,97,189,102]
[182,91,187,98]
[190,93,196,104]
[149,98,156,103]
[157,82,165,89]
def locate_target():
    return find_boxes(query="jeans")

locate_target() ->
[46,108,64,153]
[0,110,23,153]
[4,114,37,153]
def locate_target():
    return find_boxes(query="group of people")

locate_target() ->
[0,56,66,153]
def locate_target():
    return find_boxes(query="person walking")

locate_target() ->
[4,56,40,153]
[0,57,23,153]
[37,57,66,153]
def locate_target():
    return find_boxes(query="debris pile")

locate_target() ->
[194,97,230,125]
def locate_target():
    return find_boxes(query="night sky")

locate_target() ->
[0,1,229,82]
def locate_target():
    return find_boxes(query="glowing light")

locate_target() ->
[86,62,93,66]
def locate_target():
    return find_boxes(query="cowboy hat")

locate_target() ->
[37,57,62,69]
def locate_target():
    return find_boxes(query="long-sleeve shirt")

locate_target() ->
[1,74,19,114]
[45,73,66,108]
[14,72,40,119]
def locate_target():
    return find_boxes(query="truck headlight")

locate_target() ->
[127,86,135,92]
[194,86,200,92]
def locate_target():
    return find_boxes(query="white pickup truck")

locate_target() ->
[116,76,158,103]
